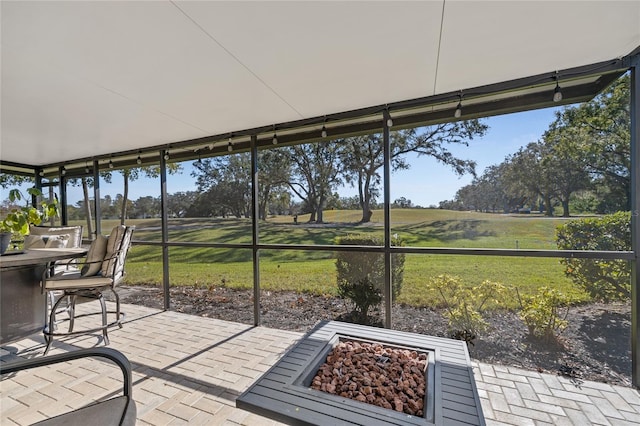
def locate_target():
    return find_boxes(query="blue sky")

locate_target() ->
[388,107,561,206]
[62,107,562,208]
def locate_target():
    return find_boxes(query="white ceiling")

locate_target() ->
[1,1,639,167]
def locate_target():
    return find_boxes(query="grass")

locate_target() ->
[96,209,593,310]
[397,255,588,309]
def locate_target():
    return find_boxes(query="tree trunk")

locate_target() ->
[360,199,373,222]
[316,194,325,223]
[360,190,373,223]
[81,177,94,239]
[561,199,570,217]
[258,188,268,220]
[544,195,554,217]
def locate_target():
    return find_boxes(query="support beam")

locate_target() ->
[58,167,67,225]
[160,150,170,311]
[631,54,640,388]
[383,111,392,328]
[251,136,261,326]
[93,160,101,237]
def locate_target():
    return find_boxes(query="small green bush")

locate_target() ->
[556,211,631,301]
[426,274,506,344]
[335,234,405,321]
[518,287,569,341]
[336,276,381,321]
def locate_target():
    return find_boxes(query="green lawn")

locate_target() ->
[98,209,591,309]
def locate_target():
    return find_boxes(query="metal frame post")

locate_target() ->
[160,150,170,310]
[58,167,68,225]
[93,160,101,237]
[630,55,640,388]
[383,110,392,328]
[251,135,261,326]
[34,169,43,194]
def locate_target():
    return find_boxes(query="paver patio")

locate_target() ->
[1,302,639,425]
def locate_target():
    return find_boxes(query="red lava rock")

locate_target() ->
[310,340,428,416]
[393,398,404,412]
[407,398,423,413]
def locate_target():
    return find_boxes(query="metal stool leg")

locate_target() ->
[44,295,67,356]
[68,295,76,332]
[111,288,124,329]
[99,294,110,346]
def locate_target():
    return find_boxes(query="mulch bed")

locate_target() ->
[116,284,633,387]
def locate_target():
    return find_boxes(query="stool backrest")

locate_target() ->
[28,225,83,248]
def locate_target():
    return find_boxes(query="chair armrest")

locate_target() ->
[43,251,117,278]
[43,259,86,283]
[0,347,133,398]
[56,257,80,267]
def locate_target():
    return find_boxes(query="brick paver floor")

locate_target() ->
[1,302,639,425]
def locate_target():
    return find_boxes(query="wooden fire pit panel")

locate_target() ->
[237,320,485,426]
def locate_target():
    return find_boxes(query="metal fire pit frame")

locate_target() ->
[237,320,485,426]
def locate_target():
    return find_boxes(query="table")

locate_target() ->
[0,248,87,345]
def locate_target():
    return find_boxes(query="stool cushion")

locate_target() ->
[81,235,108,277]
[24,234,69,249]
[45,273,113,290]
[29,225,83,248]
[102,226,126,277]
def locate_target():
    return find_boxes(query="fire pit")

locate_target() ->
[237,320,485,425]
[305,338,433,419]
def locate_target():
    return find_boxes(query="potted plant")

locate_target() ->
[0,187,59,254]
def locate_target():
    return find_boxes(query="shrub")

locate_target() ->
[556,211,631,301]
[518,287,569,341]
[426,274,506,344]
[336,276,381,322]
[335,234,405,321]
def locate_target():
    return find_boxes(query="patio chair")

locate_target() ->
[0,347,136,425]
[42,225,135,355]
